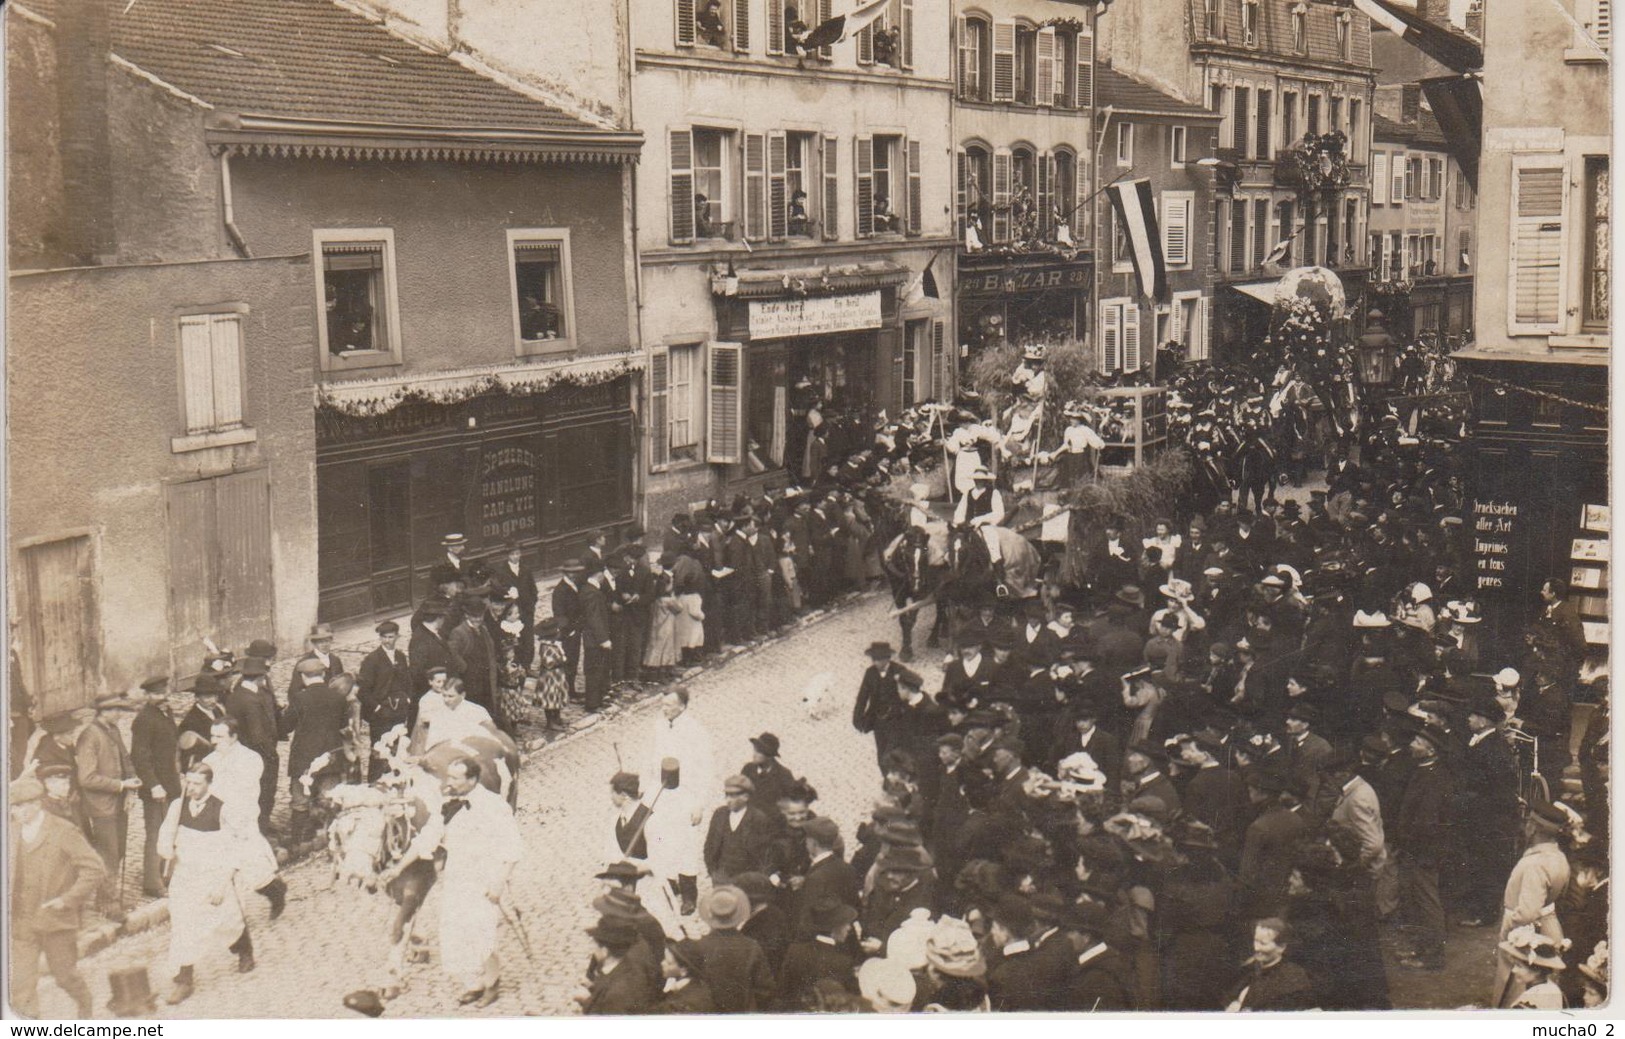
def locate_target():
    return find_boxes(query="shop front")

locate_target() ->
[956,254,1094,373]
[314,363,639,621]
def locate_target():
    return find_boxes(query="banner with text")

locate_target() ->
[748,291,883,341]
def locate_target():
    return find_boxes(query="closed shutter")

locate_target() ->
[1075,32,1094,108]
[992,148,1012,242]
[1510,163,1567,333]
[902,0,915,67]
[1234,86,1250,159]
[855,134,875,238]
[992,21,1015,101]
[818,0,833,57]
[179,316,217,434]
[822,134,840,239]
[1597,0,1612,50]
[1100,303,1121,373]
[858,21,874,63]
[1197,296,1211,361]
[1253,199,1268,270]
[906,138,923,235]
[1036,27,1056,106]
[1391,152,1406,204]
[1373,153,1389,205]
[1123,303,1142,372]
[1256,90,1271,159]
[734,0,751,51]
[956,148,969,234]
[1076,149,1091,239]
[706,342,743,464]
[767,0,784,54]
[670,128,695,243]
[1170,298,1184,345]
[1037,152,1051,236]
[768,131,788,240]
[649,348,671,469]
[676,0,696,46]
[1164,196,1190,265]
[209,314,244,429]
[956,16,972,95]
[931,319,946,400]
[744,132,767,241]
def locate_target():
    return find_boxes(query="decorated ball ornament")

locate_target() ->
[1274,266,1347,320]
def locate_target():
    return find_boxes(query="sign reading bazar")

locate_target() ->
[748,291,882,341]
[960,262,1091,299]
[1472,499,1518,591]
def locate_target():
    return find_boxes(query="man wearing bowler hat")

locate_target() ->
[281,657,351,846]
[1457,692,1522,928]
[551,558,586,699]
[775,896,860,1009]
[76,691,141,919]
[131,676,184,897]
[178,675,227,774]
[852,642,922,773]
[286,623,345,702]
[225,653,281,833]
[741,732,795,817]
[1121,741,1181,817]
[1393,722,1457,971]
[9,771,104,1018]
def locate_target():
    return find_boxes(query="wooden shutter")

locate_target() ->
[676,0,697,46]
[1077,148,1091,240]
[906,137,923,235]
[956,16,972,95]
[767,0,784,54]
[768,131,788,240]
[649,347,671,469]
[1123,303,1142,372]
[669,128,695,244]
[1391,152,1406,204]
[1037,152,1051,236]
[858,22,874,63]
[1076,32,1094,108]
[179,315,217,434]
[992,22,1015,102]
[1164,196,1190,265]
[855,134,875,238]
[1595,0,1612,50]
[822,134,840,239]
[1377,233,1389,280]
[1372,153,1388,205]
[817,0,833,58]
[1233,87,1250,159]
[734,0,751,51]
[706,342,743,464]
[992,149,1012,242]
[744,132,767,241]
[931,319,946,400]
[1036,27,1056,106]
[1256,90,1271,159]
[1197,296,1211,360]
[1510,163,1567,333]
[1169,298,1184,346]
[902,0,915,67]
[209,315,244,429]
[956,148,968,234]
[1100,303,1121,373]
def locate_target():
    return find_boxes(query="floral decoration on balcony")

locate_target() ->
[1043,17,1087,33]
[1284,131,1352,196]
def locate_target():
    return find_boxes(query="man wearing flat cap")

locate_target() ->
[76,692,141,918]
[9,772,105,1018]
[357,620,414,779]
[795,816,859,938]
[131,677,185,897]
[703,774,776,886]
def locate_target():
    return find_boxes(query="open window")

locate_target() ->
[507,229,576,355]
[315,229,401,370]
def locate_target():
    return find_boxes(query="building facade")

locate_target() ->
[1094,66,1222,376]
[952,0,1097,368]
[1102,0,1377,364]
[1457,0,1609,662]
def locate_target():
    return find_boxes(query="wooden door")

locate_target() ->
[18,534,99,714]
[166,470,274,672]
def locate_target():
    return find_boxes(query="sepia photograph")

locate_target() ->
[2,0,1614,1021]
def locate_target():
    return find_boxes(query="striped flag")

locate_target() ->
[802,0,892,49]
[1106,178,1168,302]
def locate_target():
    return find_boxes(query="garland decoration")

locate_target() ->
[1463,372,1609,415]
[1284,131,1352,196]
[314,355,642,418]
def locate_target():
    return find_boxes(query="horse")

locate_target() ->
[945,523,1042,610]
[321,725,520,1002]
[881,524,950,661]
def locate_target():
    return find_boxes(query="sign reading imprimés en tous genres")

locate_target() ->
[1472,499,1519,591]
[748,291,883,341]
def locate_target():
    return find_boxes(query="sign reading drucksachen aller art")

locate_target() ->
[1472,498,1519,592]
[748,291,882,341]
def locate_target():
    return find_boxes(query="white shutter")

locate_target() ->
[768,131,788,241]
[857,21,874,64]
[1075,32,1094,108]
[706,342,743,464]
[956,148,968,234]
[1076,146,1091,240]
[733,0,751,51]
[1036,27,1056,106]
[1509,163,1568,333]
[1391,152,1406,204]
[1169,298,1184,346]
[1597,0,1612,50]
[744,132,767,241]
[956,16,972,96]
[1100,303,1122,374]
[906,137,923,235]
[1123,303,1142,372]
[179,316,217,434]
[855,134,875,238]
[1163,195,1190,265]
[1372,153,1389,205]
[902,0,915,68]
[676,0,697,46]
[817,0,833,58]
[649,347,671,469]
[1037,152,1051,236]
[209,315,243,429]
[931,319,946,400]
[822,134,840,240]
[669,129,695,244]
[1377,234,1389,280]
[767,0,784,54]
[1196,296,1211,361]
[992,22,1015,102]
[992,148,1012,242]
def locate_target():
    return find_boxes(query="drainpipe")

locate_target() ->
[624,0,649,530]
[219,151,252,259]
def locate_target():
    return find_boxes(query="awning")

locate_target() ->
[1422,74,1482,190]
[1232,281,1278,305]
[315,351,644,416]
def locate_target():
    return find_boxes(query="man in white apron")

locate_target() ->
[159,764,253,1005]
[200,718,286,918]
[643,687,714,917]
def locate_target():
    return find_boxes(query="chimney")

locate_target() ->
[1415,0,1443,24]
[1464,1,1483,39]
[1401,83,1421,125]
[54,0,116,266]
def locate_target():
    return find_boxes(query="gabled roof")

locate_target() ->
[15,0,640,160]
[1372,109,1447,149]
[1096,67,1221,120]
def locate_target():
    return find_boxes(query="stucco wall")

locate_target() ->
[226,157,633,377]
[7,11,66,270]
[7,257,319,696]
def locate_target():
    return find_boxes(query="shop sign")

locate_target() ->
[480,442,538,542]
[961,263,1092,298]
[1471,498,1519,591]
[749,291,882,340]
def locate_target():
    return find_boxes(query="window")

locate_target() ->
[1099,299,1143,373]
[1211,84,1228,147]
[786,132,816,237]
[693,128,732,239]
[1348,100,1362,160]
[1307,94,1321,135]
[316,229,401,369]
[1170,125,1188,167]
[507,230,576,354]
[1458,228,1472,272]
[1343,198,1357,264]
[1337,12,1352,58]
[1229,198,1247,273]
[1404,156,1418,200]
[1373,233,1387,279]
[1012,147,1036,228]
[1291,4,1307,52]
[1233,87,1250,159]
[1116,123,1134,167]
[1014,25,1037,104]
[1454,165,1476,209]
[1204,0,1224,39]
[1241,0,1258,45]
[685,0,747,51]
[1329,97,1342,138]
[902,319,930,405]
[1110,205,1131,268]
[1252,198,1268,270]
[1583,156,1609,331]
[1372,153,1389,205]
[959,17,990,100]
[960,145,993,240]
[1053,150,1077,230]
[1256,90,1272,159]
[1174,292,1207,361]
[663,341,704,464]
[858,134,903,236]
[178,311,246,439]
[1282,92,1298,146]
[1054,30,1075,106]
[1391,152,1407,203]
[1162,191,1193,267]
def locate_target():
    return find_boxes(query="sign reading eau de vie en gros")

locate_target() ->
[748,291,883,341]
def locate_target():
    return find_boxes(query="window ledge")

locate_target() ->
[172,427,257,454]
[323,349,400,373]
[653,458,711,476]
[518,339,577,360]
[1549,333,1610,349]
[1563,48,1608,64]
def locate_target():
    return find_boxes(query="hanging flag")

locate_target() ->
[802,0,892,50]
[1264,223,1303,266]
[1348,0,1483,71]
[1106,179,1168,302]
[922,265,940,299]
